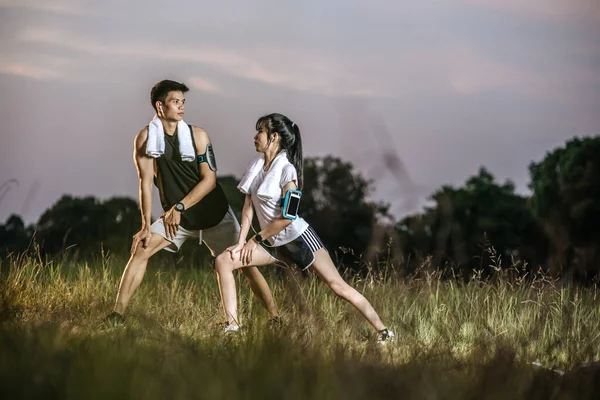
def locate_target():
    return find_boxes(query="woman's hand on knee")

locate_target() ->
[241,240,259,266]
[226,243,244,262]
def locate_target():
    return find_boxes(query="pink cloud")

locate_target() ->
[0,60,62,81]
[18,28,393,97]
[16,24,595,103]
[0,0,93,16]
[188,77,221,94]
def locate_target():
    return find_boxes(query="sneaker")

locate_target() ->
[377,328,395,344]
[223,323,241,333]
[104,311,125,327]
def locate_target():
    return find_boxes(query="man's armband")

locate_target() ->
[197,143,217,171]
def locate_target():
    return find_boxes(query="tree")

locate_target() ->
[0,215,35,257]
[396,167,543,276]
[301,156,389,266]
[97,197,142,253]
[529,136,600,279]
[36,195,142,256]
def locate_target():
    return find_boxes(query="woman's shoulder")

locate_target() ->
[276,152,295,170]
[281,162,297,175]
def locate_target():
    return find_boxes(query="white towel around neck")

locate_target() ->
[237,151,291,200]
[146,114,195,161]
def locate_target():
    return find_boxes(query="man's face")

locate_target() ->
[159,90,185,121]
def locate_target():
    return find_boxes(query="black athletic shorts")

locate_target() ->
[262,226,325,270]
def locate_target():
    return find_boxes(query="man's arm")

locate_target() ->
[131,127,154,252]
[161,126,218,239]
[178,126,217,209]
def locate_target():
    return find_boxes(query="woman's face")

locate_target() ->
[253,124,270,153]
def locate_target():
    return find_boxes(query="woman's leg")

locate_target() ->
[215,246,277,326]
[309,248,387,331]
[238,267,279,319]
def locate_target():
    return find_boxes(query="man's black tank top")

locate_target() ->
[153,125,229,230]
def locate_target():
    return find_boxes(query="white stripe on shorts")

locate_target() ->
[308,227,324,248]
[301,227,323,252]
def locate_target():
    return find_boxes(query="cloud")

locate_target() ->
[17,27,393,97]
[0,0,93,16]
[0,60,63,81]
[15,28,504,98]
[188,77,222,94]
[435,44,546,96]
[12,3,598,103]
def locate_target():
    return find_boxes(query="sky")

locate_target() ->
[1,0,599,224]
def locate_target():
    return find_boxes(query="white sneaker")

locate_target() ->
[377,328,395,345]
[223,323,241,333]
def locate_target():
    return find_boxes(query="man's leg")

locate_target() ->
[112,218,192,317]
[113,232,172,315]
[202,207,279,319]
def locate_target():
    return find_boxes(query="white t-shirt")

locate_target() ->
[247,162,309,246]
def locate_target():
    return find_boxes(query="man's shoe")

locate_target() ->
[269,316,283,330]
[104,311,125,327]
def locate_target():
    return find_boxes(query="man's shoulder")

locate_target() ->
[190,125,210,148]
[134,126,149,148]
[190,125,208,137]
[136,126,149,139]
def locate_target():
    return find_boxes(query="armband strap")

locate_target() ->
[281,189,302,220]
[197,143,217,171]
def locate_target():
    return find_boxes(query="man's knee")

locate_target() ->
[132,247,152,262]
[132,234,172,261]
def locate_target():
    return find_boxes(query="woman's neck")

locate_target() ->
[263,146,281,170]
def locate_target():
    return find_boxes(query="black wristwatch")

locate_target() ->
[254,233,264,244]
[175,202,185,213]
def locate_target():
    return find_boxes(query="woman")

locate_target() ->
[215,113,394,344]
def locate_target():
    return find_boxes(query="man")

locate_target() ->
[106,80,279,325]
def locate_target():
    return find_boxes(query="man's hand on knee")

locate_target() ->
[131,229,151,254]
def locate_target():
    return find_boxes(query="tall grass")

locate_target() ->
[1,250,599,399]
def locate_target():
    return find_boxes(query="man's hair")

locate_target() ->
[150,80,189,111]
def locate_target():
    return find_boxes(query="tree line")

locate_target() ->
[1,136,599,282]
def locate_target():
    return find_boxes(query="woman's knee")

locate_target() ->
[215,252,234,274]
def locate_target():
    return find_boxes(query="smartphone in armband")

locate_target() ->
[281,189,302,220]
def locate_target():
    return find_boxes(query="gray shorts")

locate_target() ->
[150,206,240,256]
